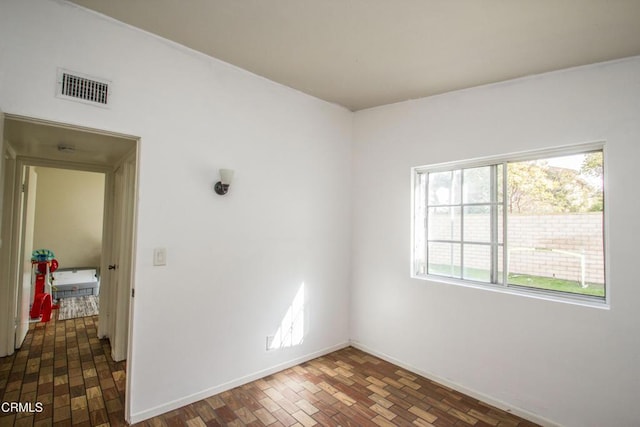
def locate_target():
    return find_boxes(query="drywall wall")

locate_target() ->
[32,167,105,268]
[0,0,352,421]
[351,57,640,426]
[3,1,638,425]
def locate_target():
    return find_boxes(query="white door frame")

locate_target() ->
[0,122,18,357]
[0,114,139,423]
[15,166,38,348]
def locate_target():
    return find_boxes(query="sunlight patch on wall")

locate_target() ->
[268,283,305,350]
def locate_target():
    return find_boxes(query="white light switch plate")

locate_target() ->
[153,248,167,266]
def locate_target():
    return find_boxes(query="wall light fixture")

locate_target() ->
[214,169,234,195]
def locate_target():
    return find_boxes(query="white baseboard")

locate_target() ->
[129,341,350,424]
[349,340,561,427]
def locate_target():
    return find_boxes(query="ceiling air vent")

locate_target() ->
[56,68,111,107]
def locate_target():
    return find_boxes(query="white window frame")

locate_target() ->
[411,142,609,307]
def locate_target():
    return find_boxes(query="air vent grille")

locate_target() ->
[57,69,111,107]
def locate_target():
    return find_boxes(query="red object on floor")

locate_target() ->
[34,263,47,295]
[30,292,52,321]
[40,294,52,322]
[30,293,45,319]
[30,259,57,322]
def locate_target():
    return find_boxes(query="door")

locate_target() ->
[15,166,37,347]
[105,164,123,346]
[113,155,135,361]
[103,151,136,362]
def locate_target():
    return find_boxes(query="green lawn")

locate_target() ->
[428,264,605,297]
[507,273,604,297]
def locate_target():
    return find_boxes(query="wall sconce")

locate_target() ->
[214,169,234,195]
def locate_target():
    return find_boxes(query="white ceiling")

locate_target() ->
[66,1,640,110]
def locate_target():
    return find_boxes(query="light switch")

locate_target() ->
[153,248,167,266]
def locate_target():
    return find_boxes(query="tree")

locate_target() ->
[580,151,604,211]
[507,161,554,213]
[580,152,603,178]
[507,157,603,214]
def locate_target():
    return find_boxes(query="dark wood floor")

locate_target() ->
[1,315,539,426]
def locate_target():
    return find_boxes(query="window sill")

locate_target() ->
[411,273,610,310]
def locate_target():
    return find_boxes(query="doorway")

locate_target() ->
[0,113,138,421]
[25,166,105,322]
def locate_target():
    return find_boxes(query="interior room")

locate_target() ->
[1,1,639,426]
[31,167,104,317]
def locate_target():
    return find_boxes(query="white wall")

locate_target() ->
[0,0,352,420]
[3,1,639,426]
[33,167,105,268]
[352,57,640,427]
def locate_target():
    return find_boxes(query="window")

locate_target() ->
[413,145,606,303]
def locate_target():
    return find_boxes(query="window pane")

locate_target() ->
[497,163,504,203]
[414,147,605,303]
[506,151,605,297]
[428,242,461,278]
[462,244,491,282]
[428,170,461,205]
[507,238,604,297]
[463,205,490,243]
[497,246,505,284]
[428,207,461,241]
[507,152,603,214]
[463,166,491,204]
[497,205,504,244]
[414,173,427,275]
